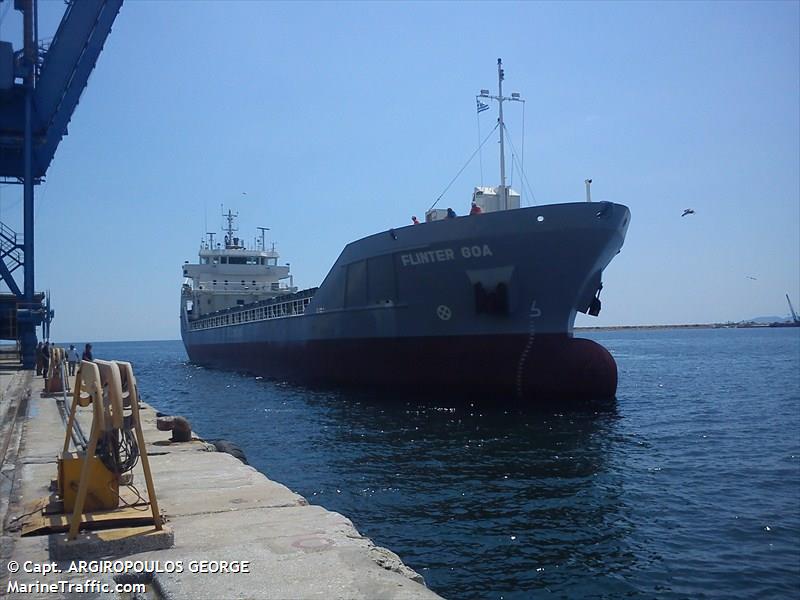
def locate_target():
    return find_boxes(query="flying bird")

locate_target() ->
[746,275,757,281]
[681,208,695,217]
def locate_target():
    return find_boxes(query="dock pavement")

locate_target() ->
[0,358,442,599]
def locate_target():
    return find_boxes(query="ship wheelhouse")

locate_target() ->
[181,211,297,319]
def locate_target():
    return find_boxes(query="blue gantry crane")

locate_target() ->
[0,0,121,366]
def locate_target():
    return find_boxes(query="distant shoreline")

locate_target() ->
[576,322,798,332]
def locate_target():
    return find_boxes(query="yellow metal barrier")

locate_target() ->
[45,345,67,393]
[60,359,162,540]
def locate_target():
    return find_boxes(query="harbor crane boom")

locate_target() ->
[787,294,799,325]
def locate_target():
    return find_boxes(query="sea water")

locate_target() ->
[84,328,800,598]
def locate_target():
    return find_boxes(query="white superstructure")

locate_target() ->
[182,209,297,317]
[471,186,521,213]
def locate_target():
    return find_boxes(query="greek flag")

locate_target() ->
[476,99,490,114]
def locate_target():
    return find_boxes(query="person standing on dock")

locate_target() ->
[41,342,50,380]
[82,343,93,362]
[67,344,80,376]
[35,342,44,375]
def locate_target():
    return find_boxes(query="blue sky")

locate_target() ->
[0,0,798,341]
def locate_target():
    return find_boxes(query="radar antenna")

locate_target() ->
[257,226,270,251]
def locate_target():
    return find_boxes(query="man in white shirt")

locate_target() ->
[67,344,80,376]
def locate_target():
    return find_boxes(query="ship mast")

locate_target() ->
[222,206,239,248]
[479,58,524,211]
[497,59,507,210]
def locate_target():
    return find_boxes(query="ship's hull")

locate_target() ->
[184,334,616,400]
[181,202,630,402]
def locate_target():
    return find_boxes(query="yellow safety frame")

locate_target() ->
[61,359,162,540]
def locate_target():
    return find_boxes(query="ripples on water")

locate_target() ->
[87,329,800,598]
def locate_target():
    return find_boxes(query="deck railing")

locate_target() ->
[188,295,313,331]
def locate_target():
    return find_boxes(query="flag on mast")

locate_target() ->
[476,99,490,113]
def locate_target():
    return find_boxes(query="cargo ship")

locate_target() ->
[180,60,631,400]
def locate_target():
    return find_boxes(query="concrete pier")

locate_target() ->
[1,363,442,599]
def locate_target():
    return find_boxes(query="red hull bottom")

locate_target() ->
[185,334,617,402]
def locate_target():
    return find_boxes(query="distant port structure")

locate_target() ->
[783,294,800,327]
[0,0,121,366]
[575,294,800,331]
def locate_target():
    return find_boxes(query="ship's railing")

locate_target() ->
[188,295,313,331]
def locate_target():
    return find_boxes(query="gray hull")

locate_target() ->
[181,202,630,400]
